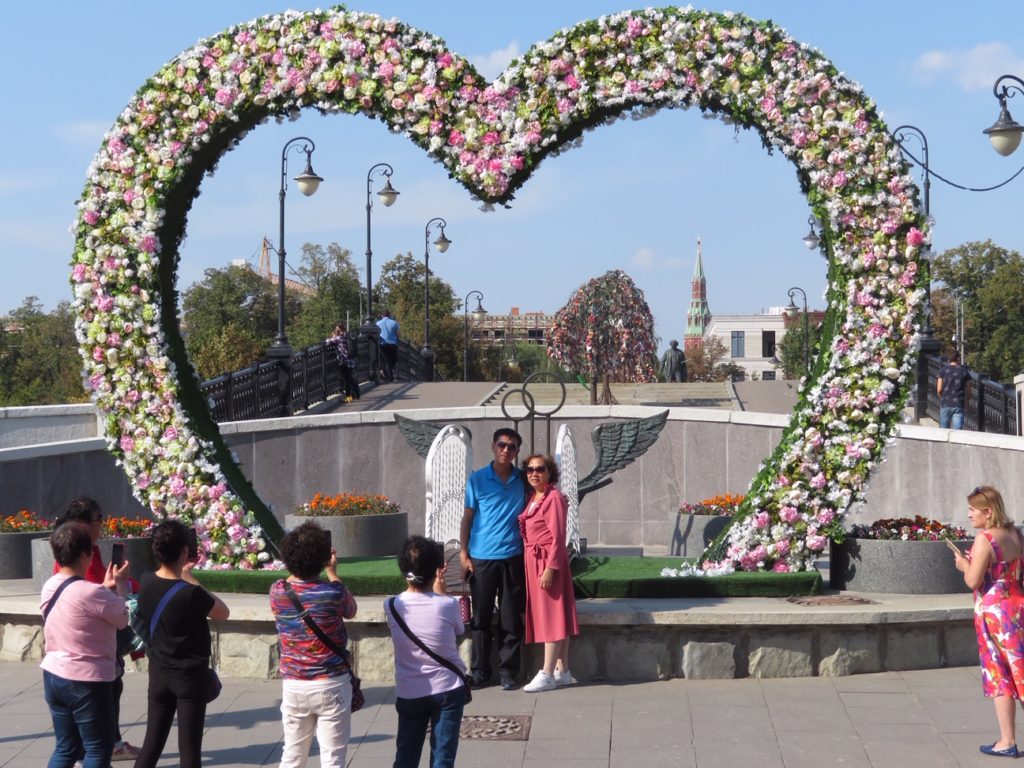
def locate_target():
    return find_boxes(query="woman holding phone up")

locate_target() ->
[952,485,1024,758]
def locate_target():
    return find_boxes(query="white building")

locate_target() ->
[703,308,788,380]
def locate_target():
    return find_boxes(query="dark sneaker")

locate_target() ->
[470,673,490,689]
[499,677,519,691]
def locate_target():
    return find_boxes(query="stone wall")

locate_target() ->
[2,406,1022,538]
[0,404,101,449]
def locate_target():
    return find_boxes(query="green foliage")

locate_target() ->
[932,240,1024,382]
[777,315,822,380]
[685,337,727,382]
[0,298,87,406]
[287,242,363,349]
[376,252,461,379]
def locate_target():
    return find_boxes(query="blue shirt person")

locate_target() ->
[459,428,526,689]
[375,310,400,383]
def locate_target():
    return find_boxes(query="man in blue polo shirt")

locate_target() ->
[460,427,526,690]
[376,309,400,383]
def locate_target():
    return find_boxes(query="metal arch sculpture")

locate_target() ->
[424,424,472,543]
[73,7,928,569]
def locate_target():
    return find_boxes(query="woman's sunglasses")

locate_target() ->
[525,465,547,474]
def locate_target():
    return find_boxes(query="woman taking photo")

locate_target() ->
[40,522,130,767]
[385,536,468,768]
[518,454,579,693]
[269,521,358,768]
[133,521,230,768]
[952,485,1024,757]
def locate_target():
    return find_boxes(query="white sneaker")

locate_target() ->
[523,670,556,693]
[554,669,576,687]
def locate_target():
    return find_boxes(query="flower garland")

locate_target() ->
[549,269,657,382]
[71,7,926,569]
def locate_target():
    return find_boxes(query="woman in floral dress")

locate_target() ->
[953,485,1024,758]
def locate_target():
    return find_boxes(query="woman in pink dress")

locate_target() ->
[518,453,579,693]
[952,485,1024,758]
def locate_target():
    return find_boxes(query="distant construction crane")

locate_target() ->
[257,237,314,296]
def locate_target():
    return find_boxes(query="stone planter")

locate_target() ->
[285,512,408,558]
[0,531,51,579]
[669,514,732,557]
[31,537,155,589]
[830,537,972,594]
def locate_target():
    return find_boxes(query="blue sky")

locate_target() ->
[2,2,1023,349]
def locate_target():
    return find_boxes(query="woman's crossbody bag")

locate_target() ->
[283,583,364,711]
[387,596,472,703]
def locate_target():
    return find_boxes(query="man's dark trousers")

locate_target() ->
[469,555,525,684]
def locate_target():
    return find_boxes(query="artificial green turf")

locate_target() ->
[195,555,821,598]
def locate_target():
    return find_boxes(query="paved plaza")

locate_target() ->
[0,660,1010,768]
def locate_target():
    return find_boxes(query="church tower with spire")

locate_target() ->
[684,237,711,351]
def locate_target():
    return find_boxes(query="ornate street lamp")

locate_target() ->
[801,215,821,251]
[421,217,451,356]
[783,286,809,376]
[268,137,322,359]
[984,75,1024,156]
[463,290,486,382]
[361,163,398,383]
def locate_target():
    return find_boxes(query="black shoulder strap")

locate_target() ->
[387,596,466,680]
[283,583,348,659]
[43,575,83,622]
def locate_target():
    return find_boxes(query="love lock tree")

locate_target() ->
[548,270,657,404]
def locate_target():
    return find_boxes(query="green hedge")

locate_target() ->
[194,555,821,599]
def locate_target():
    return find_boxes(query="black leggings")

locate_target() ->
[133,664,208,768]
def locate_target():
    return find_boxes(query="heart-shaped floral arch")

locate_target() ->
[71,7,927,570]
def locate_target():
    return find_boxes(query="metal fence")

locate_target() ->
[925,355,1019,435]
[200,335,432,423]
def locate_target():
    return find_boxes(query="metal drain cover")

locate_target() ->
[460,714,532,741]
[787,594,878,606]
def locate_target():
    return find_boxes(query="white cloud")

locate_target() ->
[49,120,110,146]
[630,248,685,271]
[470,41,520,80]
[913,42,1024,92]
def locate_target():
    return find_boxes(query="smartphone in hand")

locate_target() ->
[186,528,199,560]
[111,542,126,568]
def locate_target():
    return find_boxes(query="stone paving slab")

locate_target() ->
[0,661,1010,768]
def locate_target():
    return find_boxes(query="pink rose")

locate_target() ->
[906,227,925,246]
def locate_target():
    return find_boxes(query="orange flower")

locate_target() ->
[295,492,401,517]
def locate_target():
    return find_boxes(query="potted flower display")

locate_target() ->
[31,515,157,588]
[0,510,52,579]
[830,516,971,594]
[286,493,408,558]
[671,494,743,557]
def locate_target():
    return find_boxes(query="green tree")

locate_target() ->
[777,316,822,380]
[0,297,87,405]
[683,337,727,382]
[289,242,363,348]
[931,240,1024,381]
[180,264,286,379]
[376,252,461,379]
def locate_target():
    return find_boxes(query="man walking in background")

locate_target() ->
[376,309,400,383]
[937,351,971,430]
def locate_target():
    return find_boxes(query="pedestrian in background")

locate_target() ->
[937,351,971,429]
[376,309,400,383]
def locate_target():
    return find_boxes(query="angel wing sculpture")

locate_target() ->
[577,410,669,502]
[395,414,472,459]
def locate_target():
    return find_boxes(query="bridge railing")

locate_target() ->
[925,354,1019,435]
[200,335,432,422]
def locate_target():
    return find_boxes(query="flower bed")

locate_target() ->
[831,516,970,593]
[672,494,743,557]
[287,493,407,558]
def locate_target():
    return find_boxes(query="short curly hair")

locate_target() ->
[57,497,102,526]
[397,536,443,587]
[280,522,332,580]
[50,523,93,567]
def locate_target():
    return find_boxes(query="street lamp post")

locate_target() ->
[801,215,821,251]
[362,163,399,383]
[463,290,486,382]
[984,75,1024,156]
[783,286,809,376]
[268,137,323,359]
[421,217,451,356]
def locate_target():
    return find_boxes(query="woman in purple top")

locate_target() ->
[385,536,467,768]
[270,522,358,768]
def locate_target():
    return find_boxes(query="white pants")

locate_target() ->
[279,676,351,768]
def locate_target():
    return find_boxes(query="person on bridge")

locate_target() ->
[660,340,687,383]
[460,428,526,691]
[937,351,970,430]
[326,323,360,402]
[376,309,400,383]
[951,485,1024,758]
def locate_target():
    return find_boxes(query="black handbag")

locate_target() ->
[283,584,364,711]
[387,596,472,703]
